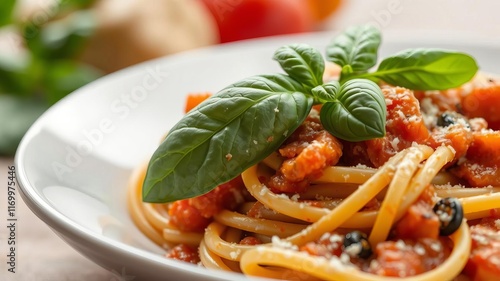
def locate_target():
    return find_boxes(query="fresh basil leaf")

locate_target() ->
[311,81,339,103]
[0,95,48,156]
[143,74,313,203]
[0,0,16,27]
[273,44,324,88]
[320,79,386,142]
[326,25,381,74]
[368,48,478,90]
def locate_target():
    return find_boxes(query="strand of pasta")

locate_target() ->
[283,147,413,245]
[163,227,203,246]
[199,240,232,271]
[203,222,254,261]
[127,161,169,247]
[393,145,456,222]
[263,151,461,186]
[142,203,170,230]
[243,166,380,228]
[239,221,471,281]
[214,210,307,237]
[436,186,500,198]
[369,145,434,246]
[460,192,500,213]
[263,152,375,184]
[465,210,492,221]
[128,161,203,247]
[238,202,308,224]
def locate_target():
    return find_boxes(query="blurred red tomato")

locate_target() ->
[201,0,313,43]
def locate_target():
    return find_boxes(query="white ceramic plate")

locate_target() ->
[15,31,500,281]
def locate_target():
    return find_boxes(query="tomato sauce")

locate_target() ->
[268,113,343,193]
[452,131,500,187]
[165,244,200,264]
[168,176,246,232]
[464,217,500,280]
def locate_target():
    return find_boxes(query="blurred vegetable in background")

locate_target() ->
[0,0,101,155]
[201,0,342,43]
[0,0,342,156]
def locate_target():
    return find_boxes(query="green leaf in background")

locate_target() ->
[0,53,32,96]
[320,79,386,142]
[326,25,381,77]
[0,95,48,155]
[364,48,479,90]
[23,10,97,60]
[143,74,313,203]
[273,43,324,89]
[44,60,102,104]
[0,0,16,27]
[58,0,98,11]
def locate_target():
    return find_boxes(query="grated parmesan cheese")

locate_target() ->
[271,236,298,250]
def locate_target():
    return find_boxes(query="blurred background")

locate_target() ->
[0,0,499,156]
[1,0,342,155]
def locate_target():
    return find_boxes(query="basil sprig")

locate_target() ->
[143,25,478,203]
[326,25,478,89]
[326,25,381,81]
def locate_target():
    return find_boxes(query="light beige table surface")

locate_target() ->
[1,0,500,280]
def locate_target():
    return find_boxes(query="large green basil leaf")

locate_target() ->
[273,44,324,88]
[143,74,313,203]
[320,79,386,142]
[369,48,478,90]
[326,25,381,74]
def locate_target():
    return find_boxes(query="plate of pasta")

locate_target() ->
[16,26,500,281]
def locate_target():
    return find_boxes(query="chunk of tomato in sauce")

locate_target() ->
[268,114,343,193]
[393,185,440,240]
[464,218,500,281]
[168,200,211,232]
[370,238,451,277]
[365,86,430,167]
[165,244,200,264]
[452,130,500,187]
[169,176,246,232]
[462,83,500,130]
